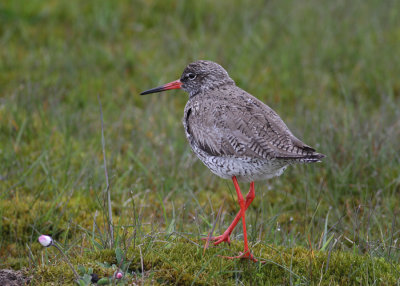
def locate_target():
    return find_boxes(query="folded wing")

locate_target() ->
[185,89,324,162]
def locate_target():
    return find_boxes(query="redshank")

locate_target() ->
[141,60,325,262]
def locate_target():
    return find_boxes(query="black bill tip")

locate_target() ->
[140,86,165,95]
[140,79,182,95]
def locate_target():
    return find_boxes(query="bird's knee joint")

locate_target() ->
[246,193,255,199]
[246,194,255,202]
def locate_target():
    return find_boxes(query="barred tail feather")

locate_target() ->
[299,152,326,163]
[277,152,326,163]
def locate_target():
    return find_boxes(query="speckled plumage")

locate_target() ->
[179,60,324,182]
[141,60,325,261]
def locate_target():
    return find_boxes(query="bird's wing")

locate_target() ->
[185,88,323,161]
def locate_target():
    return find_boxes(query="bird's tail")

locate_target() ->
[277,152,326,163]
[299,152,326,163]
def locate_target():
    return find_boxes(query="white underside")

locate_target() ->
[202,155,288,182]
[190,142,289,182]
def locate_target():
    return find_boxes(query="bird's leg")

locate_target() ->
[219,176,258,262]
[203,181,255,246]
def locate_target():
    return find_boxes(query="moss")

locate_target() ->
[33,256,115,285]
[0,193,113,269]
[0,194,99,244]
[31,237,400,285]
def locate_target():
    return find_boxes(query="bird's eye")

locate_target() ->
[187,73,196,80]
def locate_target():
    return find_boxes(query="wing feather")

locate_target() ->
[185,87,324,162]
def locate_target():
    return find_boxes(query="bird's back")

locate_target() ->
[184,85,324,165]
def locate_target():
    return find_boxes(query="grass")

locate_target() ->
[1,0,400,284]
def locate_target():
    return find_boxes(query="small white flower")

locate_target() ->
[38,235,53,247]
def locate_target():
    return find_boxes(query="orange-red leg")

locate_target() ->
[224,176,258,262]
[203,180,255,245]
[205,176,260,262]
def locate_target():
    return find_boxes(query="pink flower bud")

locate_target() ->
[115,272,123,279]
[38,235,53,247]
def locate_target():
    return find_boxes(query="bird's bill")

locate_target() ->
[140,79,182,95]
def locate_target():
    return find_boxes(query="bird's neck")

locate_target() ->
[189,79,235,99]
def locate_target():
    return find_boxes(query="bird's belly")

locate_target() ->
[203,156,288,182]
[191,144,289,182]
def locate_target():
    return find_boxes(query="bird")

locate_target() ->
[141,60,325,262]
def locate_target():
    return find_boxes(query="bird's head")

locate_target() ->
[140,60,235,97]
[180,60,235,96]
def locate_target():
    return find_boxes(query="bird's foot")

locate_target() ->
[202,232,231,246]
[220,251,264,263]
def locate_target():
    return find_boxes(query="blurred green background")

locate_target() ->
[1,0,400,284]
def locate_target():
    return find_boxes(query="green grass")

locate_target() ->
[1,0,400,284]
